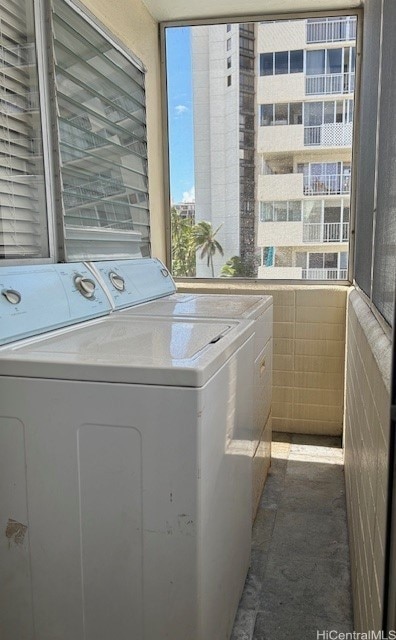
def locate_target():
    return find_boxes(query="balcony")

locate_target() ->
[306,17,357,44]
[257,125,305,154]
[302,222,349,243]
[303,173,351,195]
[257,173,303,201]
[257,73,305,104]
[306,72,355,95]
[304,122,353,147]
[302,267,348,279]
[257,265,302,279]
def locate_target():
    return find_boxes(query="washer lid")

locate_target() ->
[0,316,254,387]
[119,293,272,319]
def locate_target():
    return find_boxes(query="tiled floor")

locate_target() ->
[231,432,354,640]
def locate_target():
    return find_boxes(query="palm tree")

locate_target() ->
[171,207,196,277]
[194,221,224,277]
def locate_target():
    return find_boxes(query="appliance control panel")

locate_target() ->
[87,258,177,310]
[0,263,112,346]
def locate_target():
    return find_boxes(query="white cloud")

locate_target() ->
[175,104,188,116]
[182,186,195,202]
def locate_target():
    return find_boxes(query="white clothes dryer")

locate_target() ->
[0,263,255,640]
[88,258,273,518]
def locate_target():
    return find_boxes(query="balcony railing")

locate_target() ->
[306,73,355,95]
[306,18,357,44]
[303,222,349,243]
[302,268,348,280]
[303,174,350,195]
[304,122,353,147]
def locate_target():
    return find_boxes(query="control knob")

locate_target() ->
[74,275,96,299]
[1,289,21,305]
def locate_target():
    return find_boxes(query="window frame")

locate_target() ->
[259,49,304,76]
[160,9,363,284]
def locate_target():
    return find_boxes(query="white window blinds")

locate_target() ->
[51,0,150,261]
[0,0,49,258]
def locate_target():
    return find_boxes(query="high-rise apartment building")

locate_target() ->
[191,16,356,278]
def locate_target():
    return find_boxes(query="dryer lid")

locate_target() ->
[0,316,254,387]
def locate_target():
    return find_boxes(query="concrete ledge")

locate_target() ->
[348,289,392,393]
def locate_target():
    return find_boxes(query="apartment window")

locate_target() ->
[165,16,356,280]
[227,75,232,86]
[0,0,49,258]
[227,38,231,51]
[290,102,303,124]
[260,102,302,126]
[306,46,355,76]
[227,56,231,69]
[0,0,149,262]
[239,37,254,52]
[290,49,304,73]
[226,24,231,32]
[260,52,273,75]
[303,100,353,126]
[52,0,149,260]
[275,51,288,75]
[260,201,302,222]
[260,50,303,76]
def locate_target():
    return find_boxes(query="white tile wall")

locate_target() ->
[177,282,348,435]
[344,290,392,632]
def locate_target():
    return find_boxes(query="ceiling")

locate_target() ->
[142,0,362,23]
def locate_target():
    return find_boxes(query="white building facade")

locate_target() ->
[257,17,356,279]
[191,16,356,279]
[191,24,241,277]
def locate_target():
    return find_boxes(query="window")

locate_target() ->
[303,100,353,126]
[227,38,231,51]
[0,0,49,258]
[52,0,149,260]
[227,56,231,69]
[260,52,273,75]
[165,17,356,280]
[290,102,303,124]
[0,0,149,262]
[290,49,304,73]
[260,102,302,126]
[275,51,288,75]
[306,47,355,75]
[226,24,231,32]
[275,103,288,124]
[260,50,303,76]
[260,201,302,222]
[227,75,232,86]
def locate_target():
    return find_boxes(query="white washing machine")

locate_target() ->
[88,258,273,518]
[0,263,255,640]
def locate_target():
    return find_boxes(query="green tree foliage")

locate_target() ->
[221,255,259,278]
[194,221,224,278]
[171,207,196,277]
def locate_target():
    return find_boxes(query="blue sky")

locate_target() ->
[165,27,195,204]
